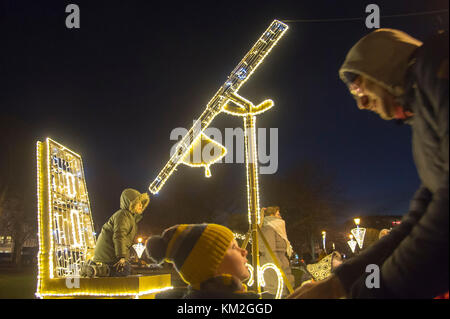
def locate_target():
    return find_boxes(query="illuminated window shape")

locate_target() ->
[36,138,172,298]
[40,139,97,278]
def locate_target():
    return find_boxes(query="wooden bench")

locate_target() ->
[36,138,172,298]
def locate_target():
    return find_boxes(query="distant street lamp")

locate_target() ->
[321,231,327,254]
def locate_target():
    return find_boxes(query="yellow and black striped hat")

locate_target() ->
[145,223,234,289]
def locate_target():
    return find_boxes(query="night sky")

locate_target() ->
[1,0,448,227]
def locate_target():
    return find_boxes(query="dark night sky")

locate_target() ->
[1,0,448,227]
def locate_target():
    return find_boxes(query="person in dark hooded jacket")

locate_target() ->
[289,29,448,299]
[81,188,150,277]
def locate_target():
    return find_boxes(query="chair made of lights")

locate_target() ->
[36,138,172,298]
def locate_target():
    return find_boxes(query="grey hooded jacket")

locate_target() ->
[335,29,448,298]
[93,189,150,263]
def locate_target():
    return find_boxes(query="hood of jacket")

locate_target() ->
[339,28,423,96]
[119,188,150,223]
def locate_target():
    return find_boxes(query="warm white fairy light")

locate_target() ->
[36,141,44,295]
[246,263,284,299]
[46,139,54,278]
[65,171,76,198]
[260,263,284,299]
[243,115,262,225]
[179,132,227,178]
[36,286,173,299]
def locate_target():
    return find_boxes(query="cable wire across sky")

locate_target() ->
[281,9,449,23]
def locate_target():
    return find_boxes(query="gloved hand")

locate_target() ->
[114,258,127,272]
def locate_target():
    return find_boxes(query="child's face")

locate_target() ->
[134,202,144,214]
[216,239,249,281]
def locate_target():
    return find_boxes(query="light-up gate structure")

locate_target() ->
[36,138,172,298]
[148,20,293,298]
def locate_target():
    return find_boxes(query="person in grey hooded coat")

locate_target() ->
[82,188,150,277]
[289,29,448,299]
[259,206,295,298]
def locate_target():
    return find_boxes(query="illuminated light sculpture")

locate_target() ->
[133,238,146,259]
[132,243,146,259]
[351,218,366,249]
[179,132,227,178]
[148,20,289,296]
[36,138,172,298]
[347,235,357,253]
[149,20,288,195]
[246,263,284,299]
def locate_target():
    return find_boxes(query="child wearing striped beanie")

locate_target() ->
[145,223,257,299]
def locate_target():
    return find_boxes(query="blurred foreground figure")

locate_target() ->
[289,29,448,299]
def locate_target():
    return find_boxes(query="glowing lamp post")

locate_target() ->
[321,231,327,254]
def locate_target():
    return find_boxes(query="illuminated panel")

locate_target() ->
[149,20,288,194]
[42,138,96,279]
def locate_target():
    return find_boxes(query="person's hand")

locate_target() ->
[114,258,127,272]
[287,275,346,299]
[287,280,317,299]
